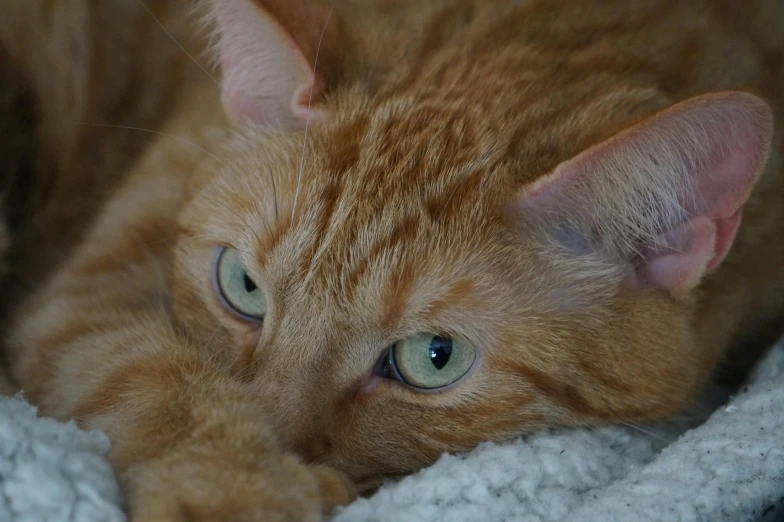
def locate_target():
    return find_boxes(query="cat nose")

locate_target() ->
[251,373,337,460]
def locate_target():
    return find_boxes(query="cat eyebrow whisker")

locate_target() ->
[291,0,337,228]
[76,123,224,164]
[225,207,269,259]
[266,164,279,222]
[248,199,277,266]
[135,0,220,88]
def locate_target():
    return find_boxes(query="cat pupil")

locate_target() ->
[243,273,257,293]
[428,337,453,370]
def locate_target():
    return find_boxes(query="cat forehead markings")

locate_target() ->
[317,94,500,178]
[240,103,503,284]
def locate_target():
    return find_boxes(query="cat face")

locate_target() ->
[173,117,552,484]
[168,0,772,489]
[171,100,766,489]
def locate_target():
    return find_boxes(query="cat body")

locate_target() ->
[0,0,782,519]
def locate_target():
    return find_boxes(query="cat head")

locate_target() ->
[173,0,773,488]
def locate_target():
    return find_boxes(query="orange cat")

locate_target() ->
[1,0,783,520]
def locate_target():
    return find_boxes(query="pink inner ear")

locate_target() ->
[518,92,773,296]
[642,214,739,295]
[641,131,758,294]
[211,0,334,128]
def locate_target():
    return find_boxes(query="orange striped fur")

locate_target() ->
[1,0,783,520]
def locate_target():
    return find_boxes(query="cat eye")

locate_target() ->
[382,333,476,390]
[214,247,267,320]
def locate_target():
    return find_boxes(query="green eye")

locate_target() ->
[391,333,476,389]
[216,247,267,320]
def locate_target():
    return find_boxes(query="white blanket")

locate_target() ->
[1,340,782,522]
[0,397,124,522]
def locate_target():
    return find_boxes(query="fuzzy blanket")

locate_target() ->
[1,341,782,522]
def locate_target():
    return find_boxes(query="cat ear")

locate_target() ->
[209,0,339,129]
[513,91,773,296]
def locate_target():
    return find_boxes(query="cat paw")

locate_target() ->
[309,464,358,515]
[123,449,356,522]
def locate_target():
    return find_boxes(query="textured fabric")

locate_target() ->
[0,341,782,522]
[0,396,124,522]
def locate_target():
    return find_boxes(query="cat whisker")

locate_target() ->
[291,0,337,228]
[245,201,276,269]
[620,421,667,442]
[229,357,258,382]
[226,206,268,251]
[251,200,274,242]
[76,123,224,164]
[203,325,224,356]
[266,163,279,222]
[135,0,220,87]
